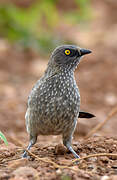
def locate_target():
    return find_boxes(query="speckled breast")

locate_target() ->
[28,71,80,135]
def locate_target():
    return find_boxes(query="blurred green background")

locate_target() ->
[0,0,91,55]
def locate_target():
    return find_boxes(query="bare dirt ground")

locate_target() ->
[0,1,117,180]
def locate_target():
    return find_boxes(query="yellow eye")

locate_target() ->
[65,49,71,55]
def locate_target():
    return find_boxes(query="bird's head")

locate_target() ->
[49,45,92,71]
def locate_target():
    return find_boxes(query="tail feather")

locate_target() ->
[79,111,95,118]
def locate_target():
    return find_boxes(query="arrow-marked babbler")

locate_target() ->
[23,45,94,158]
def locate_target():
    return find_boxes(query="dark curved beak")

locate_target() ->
[80,48,92,56]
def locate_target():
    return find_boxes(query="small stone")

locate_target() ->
[110,175,117,180]
[8,158,28,169]
[106,139,114,144]
[9,177,28,180]
[72,166,79,171]
[55,144,67,155]
[101,175,110,180]
[0,143,17,158]
[12,166,39,179]
[104,93,117,106]
[87,164,95,170]
[87,157,97,162]
[111,162,117,169]
[56,169,62,175]
[57,157,72,165]
[0,172,10,179]
[99,156,109,163]
[96,147,106,153]
[110,155,117,160]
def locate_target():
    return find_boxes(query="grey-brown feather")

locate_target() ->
[26,69,80,137]
[23,45,92,159]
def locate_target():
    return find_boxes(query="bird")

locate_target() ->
[23,45,94,159]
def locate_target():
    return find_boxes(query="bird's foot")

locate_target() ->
[22,150,29,159]
[74,153,80,159]
[72,152,80,165]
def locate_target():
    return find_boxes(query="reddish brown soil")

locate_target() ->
[0,136,117,180]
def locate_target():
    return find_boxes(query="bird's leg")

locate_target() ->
[22,135,37,158]
[63,134,80,159]
[22,141,33,158]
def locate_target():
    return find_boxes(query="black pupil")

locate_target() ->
[65,49,78,57]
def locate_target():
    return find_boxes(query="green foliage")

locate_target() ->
[61,175,71,180]
[0,0,91,54]
[0,1,59,54]
[0,131,8,145]
[65,0,91,23]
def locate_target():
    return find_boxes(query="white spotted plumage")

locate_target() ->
[23,45,91,159]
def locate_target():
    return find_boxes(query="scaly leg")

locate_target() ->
[63,133,80,159]
[22,136,37,158]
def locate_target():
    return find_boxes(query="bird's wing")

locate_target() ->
[79,111,95,118]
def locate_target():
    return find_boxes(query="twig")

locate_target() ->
[8,140,117,171]
[26,150,77,172]
[7,138,77,171]
[13,141,76,171]
[72,153,117,164]
[27,150,117,168]
[85,106,117,139]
